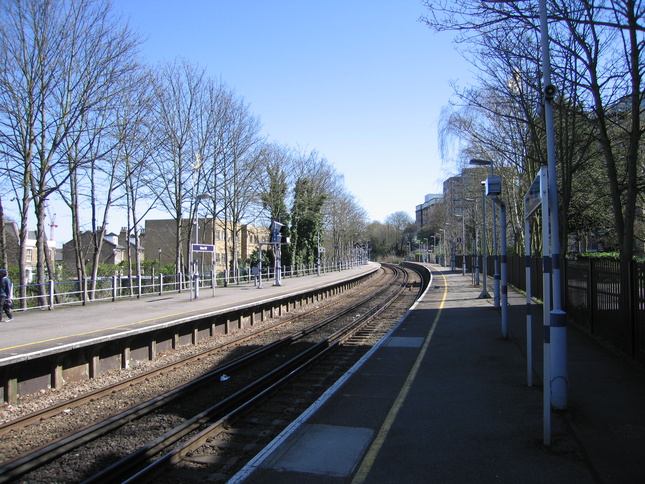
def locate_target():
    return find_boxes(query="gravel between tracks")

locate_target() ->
[0,271,384,465]
[0,267,421,483]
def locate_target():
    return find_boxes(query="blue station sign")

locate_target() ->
[192,244,215,252]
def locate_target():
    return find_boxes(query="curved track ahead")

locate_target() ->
[0,264,423,483]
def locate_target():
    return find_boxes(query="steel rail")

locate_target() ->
[0,267,398,483]
[0,267,388,438]
[90,266,409,484]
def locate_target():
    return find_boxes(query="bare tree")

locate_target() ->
[423,0,645,265]
[217,96,263,283]
[113,69,159,281]
[192,80,231,278]
[433,4,603,255]
[61,106,124,288]
[0,0,140,302]
[324,186,368,267]
[550,0,645,264]
[385,211,414,255]
[149,58,211,276]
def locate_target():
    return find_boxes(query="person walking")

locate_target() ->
[0,269,13,322]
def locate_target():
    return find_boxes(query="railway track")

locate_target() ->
[0,266,388,437]
[0,264,422,483]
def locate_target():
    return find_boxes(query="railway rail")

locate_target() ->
[0,264,423,483]
[0,267,388,435]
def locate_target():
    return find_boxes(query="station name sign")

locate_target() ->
[192,244,215,252]
[524,166,548,218]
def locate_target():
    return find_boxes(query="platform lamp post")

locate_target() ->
[444,223,454,270]
[470,159,499,307]
[465,198,479,285]
[432,235,437,263]
[157,247,162,293]
[316,229,321,276]
[456,214,466,276]
[352,233,359,267]
[274,212,289,285]
[470,160,493,299]
[445,223,455,271]
[439,228,446,267]
[193,193,212,299]
[339,228,346,270]
[485,177,508,339]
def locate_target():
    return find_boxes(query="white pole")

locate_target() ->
[498,199,508,338]
[492,166,500,308]
[212,262,215,297]
[540,0,567,412]
[274,244,282,286]
[194,205,199,299]
[478,183,490,298]
[525,217,533,387]
[317,231,321,276]
[542,167,552,446]
[258,243,263,289]
[462,215,466,276]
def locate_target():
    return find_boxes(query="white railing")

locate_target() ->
[11,260,364,312]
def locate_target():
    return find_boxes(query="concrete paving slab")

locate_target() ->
[384,336,424,348]
[262,424,374,477]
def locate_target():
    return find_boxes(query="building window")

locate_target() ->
[26,249,32,263]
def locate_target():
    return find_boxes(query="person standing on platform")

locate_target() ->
[0,269,13,322]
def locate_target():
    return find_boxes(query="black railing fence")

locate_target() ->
[450,254,645,366]
[564,258,645,366]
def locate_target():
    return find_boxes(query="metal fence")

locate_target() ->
[16,254,645,366]
[11,261,353,312]
[453,253,645,366]
[564,258,645,366]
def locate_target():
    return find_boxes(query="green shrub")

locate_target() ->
[577,251,619,260]
[576,252,645,263]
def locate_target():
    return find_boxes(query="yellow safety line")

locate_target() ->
[0,280,330,353]
[351,270,448,483]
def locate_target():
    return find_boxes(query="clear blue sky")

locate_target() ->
[114,0,471,221]
[7,1,473,241]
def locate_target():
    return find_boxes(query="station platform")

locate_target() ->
[0,263,378,364]
[231,264,645,484]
